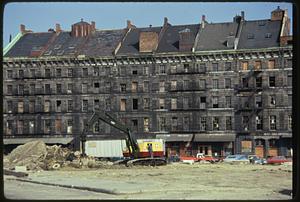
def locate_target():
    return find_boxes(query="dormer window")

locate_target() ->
[247,33,254,39]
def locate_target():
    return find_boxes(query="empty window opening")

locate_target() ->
[133,98,138,110]
[120,99,126,111]
[212,117,219,130]
[56,100,62,112]
[120,84,126,92]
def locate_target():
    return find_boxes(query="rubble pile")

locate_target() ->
[3,140,98,171]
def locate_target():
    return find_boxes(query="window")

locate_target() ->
[269,76,275,87]
[183,80,189,90]
[44,120,51,133]
[44,84,51,94]
[213,79,219,89]
[200,117,206,131]
[120,66,126,75]
[256,77,262,88]
[183,116,190,131]
[82,68,88,77]
[288,94,292,106]
[28,120,35,134]
[7,100,13,113]
[56,84,62,94]
[68,100,73,112]
[132,82,138,92]
[184,64,189,73]
[212,63,218,71]
[119,84,126,92]
[265,33,272,38]
[288,115,292,130]
[143,81,149,92]
[171,117,178,131]
[105,67,110,75]
[225,96,232,108]
[199,63,206,72]
[268,60,275,69]
[44,100,50,112]
[132,98,138,110]
[247,33,254,39]
[255,61,261,70]
[132,119,138,132]
[159,98,165,109]
[171,80,177,91]
[82,83,88,93]
[94,82,100,89]
[199,79,206,89]
[105,82,111,92]
[56,100,62,112]
[56,68,61,77]
[82,100,88,112]
[6,120,13,135]
[93,67,99,76]
[143,66,149,75]
[270,115,276,130]
[226,117,232,130]
[144,118,150,132]
[120,99,126,111]
[67,83,72,93]
[225,62,232,71]
[7,70,13,79]
[159,65,166,74]
[241,61,248,70]
[19,70,24,78]
[170,65,177,74]
[243,116,249,131]
[171,98,177,109]
[105,99,111,111]
[212,97,218,108]
[7,85,12,94]
[159,81,165,92]
[256,95,262,108]
[45,69,51,78]
[159,117,166,131]
[18,84,24,95]
[242,78,248,88]
[17,120,24,134]
[94,121,100,133]
[212,117,219,130]
[132,69,138,75]
[270,95,276,106]
[55,119,62,133]
[256,116,263,130]
[287,75,292,86]
[30,69,35,77]
[29,100,35,113]
[144,98,150,110]
[183,97,189,109]
[225,78,231,88]
[18,101,24,113]
[200,97,206,109]
[68,68,73,77]
[67,120,73,134]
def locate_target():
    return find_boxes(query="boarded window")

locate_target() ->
[171,98,177,109]
[171,117,178,131]
[159,117,166,131]
[225,62,232,71]
[199,63,206,72]
[212,117,219,130]
[7,85,12,94]
[268,60,275,69]
[17,120,24,134]
[18,84,24,95]
[56,84,62,94]
[132,82,138,92]
[143,81,149,92]
[45,84,51,94]
[159,98,165,109]
[183,80,189,90]
[82,100,88,112]
[225,78,231,88]
[44,100,50,112]
[18,101,24,113]
[143,98,150,110]
[105,82,111,91]
[144,117,149,132]
[241,141,252,153]
[7,70,13,79]
[133,98,138,110]
[120,99,126,111]
[159,81,165,92]
[183,97,189,109]
[55,119,62,133]
[241,61,248,70]
[56,68,62,77]
[225,96,231,108]
[82,83,88,93]
[183,117,189,131]
[171,80,177,91]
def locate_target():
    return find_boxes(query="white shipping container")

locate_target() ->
[85,140,127,158]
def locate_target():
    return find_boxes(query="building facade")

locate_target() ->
[3,7,293,157]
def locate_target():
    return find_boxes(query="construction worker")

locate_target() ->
[148,144,153,158]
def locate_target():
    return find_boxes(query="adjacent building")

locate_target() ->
[3,7,293,158]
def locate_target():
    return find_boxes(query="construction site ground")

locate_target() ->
[4,162,292,200]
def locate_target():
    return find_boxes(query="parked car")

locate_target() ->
[266,156,292,165]
[248,155,267,165]
[223,154,249,163]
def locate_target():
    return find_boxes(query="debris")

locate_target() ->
[15,166,27,172]
[4,169,28,177]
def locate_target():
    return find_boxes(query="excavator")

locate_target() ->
[80,109,167,166]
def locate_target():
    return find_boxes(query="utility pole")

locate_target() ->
[9,34,12,43]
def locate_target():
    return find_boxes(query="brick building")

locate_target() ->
[3,7,292,158]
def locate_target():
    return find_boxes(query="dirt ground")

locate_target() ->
[4,162,292,200]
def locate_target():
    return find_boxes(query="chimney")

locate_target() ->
[91,21,96,31]
[139,31,159,52]
[55,23,61,33]
[9,34,12,43]
[201,15,206,28]
[164,17,168,26]
[126,20,135,29]
[241,11,245,21]
[179,28,194,51]
[20,24,26,34]
[271,6,284,21]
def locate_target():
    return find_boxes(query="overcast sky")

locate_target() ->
[3,2,293,47]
